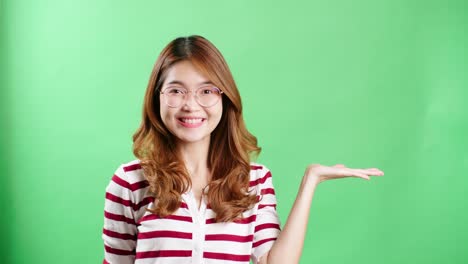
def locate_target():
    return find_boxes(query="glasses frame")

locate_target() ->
[159,86,224,108]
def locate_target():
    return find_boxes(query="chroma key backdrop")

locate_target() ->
[1,0,467,263]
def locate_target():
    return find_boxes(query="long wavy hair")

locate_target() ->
[132,35,261,222]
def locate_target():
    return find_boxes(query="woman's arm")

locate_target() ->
[262,164,384,264]
[102,166,138,264]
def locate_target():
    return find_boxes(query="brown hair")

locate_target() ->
[132,35,260,222]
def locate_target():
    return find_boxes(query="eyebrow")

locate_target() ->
[165,80,213,86]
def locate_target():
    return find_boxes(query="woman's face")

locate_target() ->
[159,60,223,145]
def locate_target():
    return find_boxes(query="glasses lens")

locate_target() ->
[162,86,222,107]
[196,86,222,107]
[164,87,185,107]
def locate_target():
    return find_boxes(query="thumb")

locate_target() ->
[333,164,346,168]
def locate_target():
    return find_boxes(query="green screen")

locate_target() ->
[1,0,467,263]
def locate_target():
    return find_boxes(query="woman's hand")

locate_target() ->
[305,164,384,186]
[266,163,384,264]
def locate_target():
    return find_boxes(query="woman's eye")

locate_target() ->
[167,88,185,94]
[199,87,216,95]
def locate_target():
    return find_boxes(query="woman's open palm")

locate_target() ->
[305,164,384,184]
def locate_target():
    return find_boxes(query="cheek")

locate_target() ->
[159,105,173,127]
[210,105,223,125]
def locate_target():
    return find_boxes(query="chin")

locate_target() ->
[174,133,210,144]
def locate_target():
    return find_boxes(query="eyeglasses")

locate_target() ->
[159,86,224,108]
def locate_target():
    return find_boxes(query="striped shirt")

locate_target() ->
[102,160,281,264]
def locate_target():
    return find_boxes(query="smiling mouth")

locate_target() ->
[177,118,206,128]
[178,118,205,124]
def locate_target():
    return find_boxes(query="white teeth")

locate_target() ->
[181,118,203,124]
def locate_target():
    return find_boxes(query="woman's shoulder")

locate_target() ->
[113,159,146,184]
[249,162,269,171]
[249,162,272,181]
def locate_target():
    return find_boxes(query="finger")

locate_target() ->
[362,168,384,176]
[351,168,384,176]
[334,166,383,176]
[331,168,369,180]
[351,172,371,180]
[333,164,346,168]
[370,168,384,175]
[339,168,371,180]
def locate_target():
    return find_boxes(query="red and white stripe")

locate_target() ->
[102,160,281,264]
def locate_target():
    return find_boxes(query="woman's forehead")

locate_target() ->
[163,60,211,86]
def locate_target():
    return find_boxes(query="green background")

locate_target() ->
[1,0,467,263]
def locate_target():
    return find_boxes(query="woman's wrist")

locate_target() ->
[301,171,320,190]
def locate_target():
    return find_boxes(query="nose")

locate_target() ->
[182,90,199,109]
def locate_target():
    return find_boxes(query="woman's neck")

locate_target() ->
[177,138,210,181]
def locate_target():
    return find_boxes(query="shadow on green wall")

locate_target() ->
[0,82,12,262]
[0,3,13,261]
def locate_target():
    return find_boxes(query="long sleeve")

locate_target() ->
[102,165,138,264]
[251,168,281,263]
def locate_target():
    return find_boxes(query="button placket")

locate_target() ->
[185,190,205,264]
[197,195,208,262]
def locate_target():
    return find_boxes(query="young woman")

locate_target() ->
[102,35,384,264]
